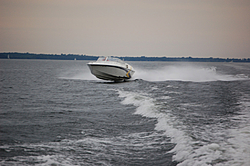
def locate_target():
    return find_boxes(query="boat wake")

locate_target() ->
[116,88,250,166]
[133,65,249,82]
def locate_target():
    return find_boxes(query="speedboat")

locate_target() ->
[87,57,135,81]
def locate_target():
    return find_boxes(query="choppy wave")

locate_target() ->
[116,89,250,166]
[0,131,173,166]
[226,98,250,166]
[2,60,249,166]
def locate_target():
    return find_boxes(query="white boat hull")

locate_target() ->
[88,64,135,81]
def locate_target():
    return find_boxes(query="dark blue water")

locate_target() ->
[0,59,250,166]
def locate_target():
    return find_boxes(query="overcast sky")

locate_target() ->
[1,0,250,58]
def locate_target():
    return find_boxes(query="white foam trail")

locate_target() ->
[116,89,250,166]
[133,65,248,82]
[117,90,193,163]
[226,100,250,166]
[35,155,73,166]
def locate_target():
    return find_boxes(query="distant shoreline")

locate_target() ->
[1,52,249,62]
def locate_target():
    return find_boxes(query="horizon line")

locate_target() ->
[1,52,249,60]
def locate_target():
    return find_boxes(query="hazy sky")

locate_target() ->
[1,0,250,58]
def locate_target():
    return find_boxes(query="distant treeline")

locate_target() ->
[0,52,97,60]
[1,52,250,62]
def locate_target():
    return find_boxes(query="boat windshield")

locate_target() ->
[97,57,125,64]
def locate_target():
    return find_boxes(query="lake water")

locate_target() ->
[0,59,250,166]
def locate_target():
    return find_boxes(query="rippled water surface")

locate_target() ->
[0,59,250,166]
